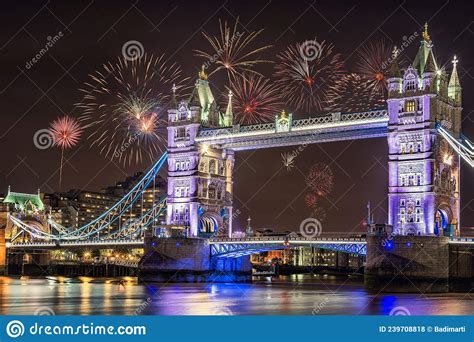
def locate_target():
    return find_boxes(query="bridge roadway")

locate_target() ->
[195,109,389,151]
[7,236,474,258]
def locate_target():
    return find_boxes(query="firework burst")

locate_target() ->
[49,115,83,188]
[329,73,385,112]
[274,39,344,113]
[194,18,272,80]
[355,39,393,96]
[229,73,283,124]
[77,54,188,165]
[281,151,296,171]
[304,192,318,209]
[305,163,334,197]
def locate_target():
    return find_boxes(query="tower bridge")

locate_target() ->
[3,25,474,291]
[195,109,388,150]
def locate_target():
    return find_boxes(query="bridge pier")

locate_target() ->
[6,250,51,276]
[139,237,251,282]
[365,233,450,292]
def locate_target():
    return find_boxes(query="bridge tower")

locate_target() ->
[387,24,462,237]
[166,67,234,238]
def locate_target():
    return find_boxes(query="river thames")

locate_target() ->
[1,274,473,315]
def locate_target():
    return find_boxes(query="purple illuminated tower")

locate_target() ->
[166,67,234,238]
[387,24,462,237]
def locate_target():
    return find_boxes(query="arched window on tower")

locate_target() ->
[209,159,217,174]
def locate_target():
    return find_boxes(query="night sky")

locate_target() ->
[1,0,474,234]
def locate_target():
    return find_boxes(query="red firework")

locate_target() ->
[355,39,393,96]
[305,163,334,197]
[274,39,344,112]
[304,192,318,209]
[329,73,386,113]
[50,115,83,149]
[49,115,83,189]
[229,73,283,125]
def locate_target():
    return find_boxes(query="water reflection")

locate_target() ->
[0,275,473,315]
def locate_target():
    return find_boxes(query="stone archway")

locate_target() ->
[435,204,453,236]
[198,212,222,236]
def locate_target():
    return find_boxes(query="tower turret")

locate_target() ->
[222,90,233,127]
[387,46,402,95]
[413,23,438,76]
[448,56,462,106]
[422,50,438,91]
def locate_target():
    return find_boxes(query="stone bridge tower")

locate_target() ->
[387,24,462,237]
[166,68,234,238]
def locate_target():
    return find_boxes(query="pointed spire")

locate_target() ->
[188,81,201,107]
[422,22,431,43]
[224,90,233,126]
[389,46,401,78]
[171,83,177,107]
[198,65,208,80]
[449,56,460,87]
[413,23,437,75]
[448,55,462,104]
[424,50,437,73]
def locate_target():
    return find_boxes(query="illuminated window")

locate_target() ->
[406,100,415,112]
